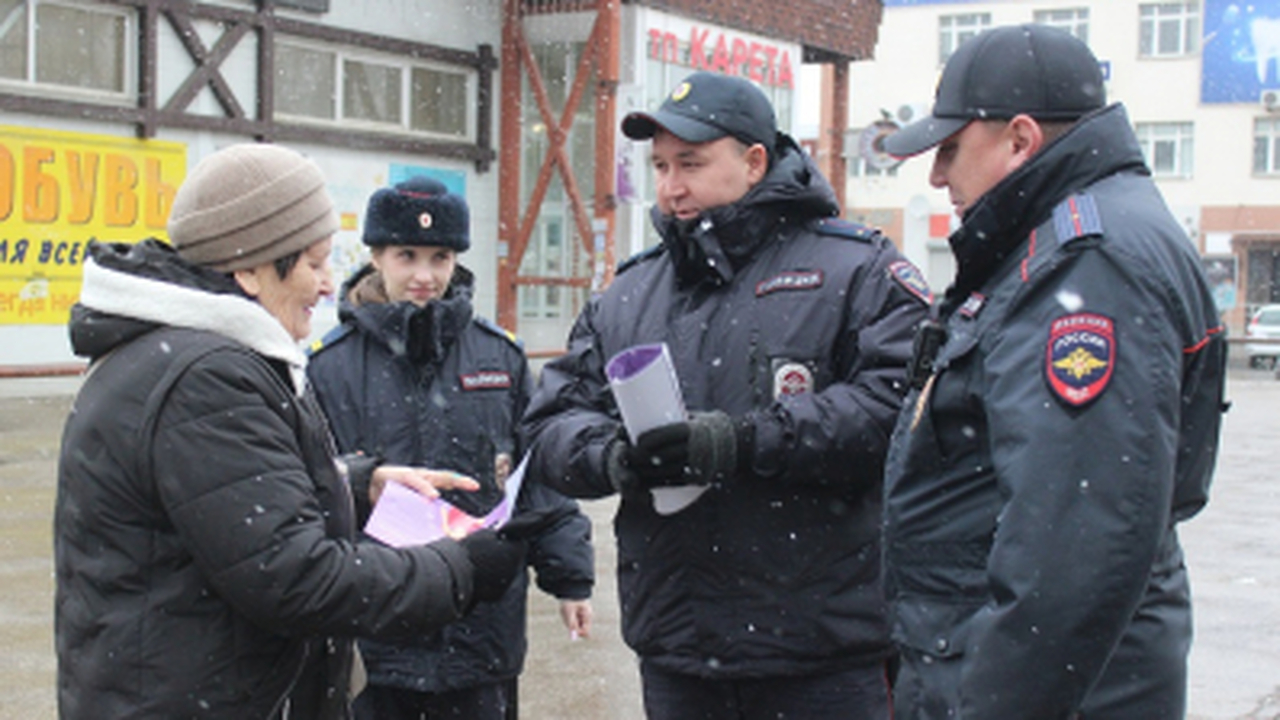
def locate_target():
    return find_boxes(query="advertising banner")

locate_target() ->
[0,126,184,325]
[1202,0,1280,103]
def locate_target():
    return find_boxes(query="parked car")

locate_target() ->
[1246,304,1280,369]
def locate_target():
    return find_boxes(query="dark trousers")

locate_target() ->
[352,678,515,720]
[640,660,892,720]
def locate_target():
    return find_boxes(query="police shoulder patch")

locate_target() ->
[1044,312,1115,407]
[815,218,880,243]
[474,316,524,350]
[888,259,933,305]
[1051,193,1104,245]
[616,245,665,275]
[307,322,355,357]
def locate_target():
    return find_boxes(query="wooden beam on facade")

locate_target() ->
[161,11,251,117]
[497,0,525,330]
[593,0,620,288]
[824,61,849,217]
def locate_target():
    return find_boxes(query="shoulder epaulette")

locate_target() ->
[1050,193,1104,245]
[616,244,665,275]
[814,218,881,243]
[307,322,354,357]
[475,316,524,349]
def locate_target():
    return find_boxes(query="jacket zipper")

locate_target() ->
[267,641,311,719]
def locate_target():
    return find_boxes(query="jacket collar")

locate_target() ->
[76,239,309,394]
[339,263,475,365]
[942,104,1148,311]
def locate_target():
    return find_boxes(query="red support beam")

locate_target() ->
[593,0,620,289]
[496,1,619,333]
[515,23,599,258]
[497,0,525,331]
[823,61,849,216]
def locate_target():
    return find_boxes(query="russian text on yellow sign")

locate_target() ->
[0,125,185,326]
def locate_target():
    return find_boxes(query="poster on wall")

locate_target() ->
[390,164,465,196]
[1201,0,1280,103]
[0,126,184,326]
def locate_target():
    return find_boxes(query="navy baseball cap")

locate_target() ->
[621,72,777,152]
[884,24,1106,159]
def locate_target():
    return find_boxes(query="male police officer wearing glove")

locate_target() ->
[880,25,1227,719]
[521,71,930,719]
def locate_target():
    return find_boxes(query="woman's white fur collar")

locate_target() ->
[79,256,309,395]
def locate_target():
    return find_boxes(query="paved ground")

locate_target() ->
[1,368,1277,719]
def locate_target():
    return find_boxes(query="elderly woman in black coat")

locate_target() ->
[54,144,526,720]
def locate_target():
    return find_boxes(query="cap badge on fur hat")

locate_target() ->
[363,176,470,252]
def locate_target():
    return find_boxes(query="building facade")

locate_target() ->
[0,0,882,369]
[0,0,506,367]
[842,0,1280,334]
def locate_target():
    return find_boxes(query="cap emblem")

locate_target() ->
[419,212,433,229]
[671,82,692,102]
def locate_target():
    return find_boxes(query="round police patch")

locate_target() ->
[773,362,814,399]
[1045,313,1115,407]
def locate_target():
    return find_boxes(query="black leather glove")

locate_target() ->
[623,411,742,487]
[458,529,526,604]
[605,436,640,494]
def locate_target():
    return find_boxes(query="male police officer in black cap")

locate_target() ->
[880,24,1227,719]
[522,71,930,719]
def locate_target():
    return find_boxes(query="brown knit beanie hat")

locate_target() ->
[167,143,339,272]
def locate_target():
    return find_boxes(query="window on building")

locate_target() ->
[518,217,567,320]
[939,13,991,64]
[275,43,336,119]
[0,0,129,97]
[1034,7,1090,44]
[1253,117,1280,175]
[411,67,468,137]
[1139,2,1200,58]
[1136,122,1194,178]
[276,39,474,140]
[343,59,402,126]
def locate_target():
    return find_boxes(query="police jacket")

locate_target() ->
[521,138,930,678]
[307,264,593,694]
[56,240,477,720]
[883,104,1227,720]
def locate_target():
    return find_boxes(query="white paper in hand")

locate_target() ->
[605,343,709,514]
[364,458,526,547]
